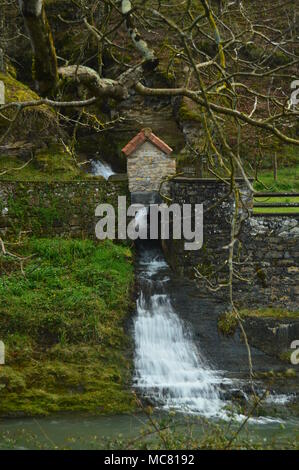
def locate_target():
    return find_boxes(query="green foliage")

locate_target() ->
[0,72,56,134]
[0,153,85,182]
[254,163,299,193]
[178,101,203,123]
[0,239,136,416]
[0,72,40,103]
[253,162,299,214]
[4,190,65,235]
[218,312,238,337]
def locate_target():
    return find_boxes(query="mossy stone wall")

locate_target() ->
[164,178,299,310]
[0,177,129,238]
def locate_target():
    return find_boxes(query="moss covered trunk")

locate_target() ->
[19,0,58,95]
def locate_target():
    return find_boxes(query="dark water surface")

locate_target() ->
[0,412,298,450]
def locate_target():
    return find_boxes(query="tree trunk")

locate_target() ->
[19,0,58,95]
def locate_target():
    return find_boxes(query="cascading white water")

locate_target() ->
[134,207,148,235]
[133,214,224,416]
[132,210,285,423]
[91,159,115,179]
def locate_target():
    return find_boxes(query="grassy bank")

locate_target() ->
[253,196,299,214]
[254,164,299,193]
[253,164,299,214]
[0,238,136,416]
[0,154,85,182]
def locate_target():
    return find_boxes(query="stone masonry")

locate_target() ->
[163,178,299,311]
[0,177,129,239]
[122,128,176,194]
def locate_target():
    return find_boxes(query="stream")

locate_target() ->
[133,241,298,421]
[0,412,298,450]
[0,231,298,449]
[134,242,223,417]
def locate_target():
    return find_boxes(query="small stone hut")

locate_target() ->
[122,128,175,198]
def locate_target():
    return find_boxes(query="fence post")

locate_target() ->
[273,152,278,182]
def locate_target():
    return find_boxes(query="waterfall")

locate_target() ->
[91,159,115,179]
[134,240,224,417]
[131,209,288,423]
[134,206,148,234]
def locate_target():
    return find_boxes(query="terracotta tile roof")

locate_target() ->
[122,128,173,156]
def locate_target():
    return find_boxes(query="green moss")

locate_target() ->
[0,72,58,147]
[34,144,83,177]
[256,266,267,287]
[0,358,135,416]
[279,351,292,363]
[178,100,203,123]
[0,367,27,393]
[256,368,296,380]
[284,368,296,378]
[218,312,238,336]
[0,152,85,181]
[3,188,65,235]
[0,239,136,416]
[0,74,86,181]
[240,308,299,319]
[1,180,129,239]
[0,72,40,103]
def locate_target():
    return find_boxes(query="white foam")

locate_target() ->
[91,159,115,179]
[134,256,224,418]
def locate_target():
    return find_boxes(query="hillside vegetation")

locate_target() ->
[0,239,136,416]
[0,0,298,182]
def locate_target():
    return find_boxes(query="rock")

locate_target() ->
[290,227,299,238]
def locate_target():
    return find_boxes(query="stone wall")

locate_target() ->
[2,176,298,309]
[238,215,299,309]
[241,316,299,358]
[0,177,129,238]
[127,141,176,193]
[163,178,299,310]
